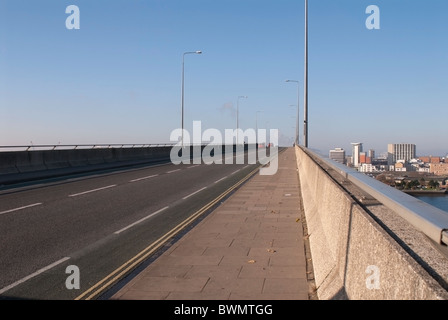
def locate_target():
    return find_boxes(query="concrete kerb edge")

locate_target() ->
[294,147,318,300]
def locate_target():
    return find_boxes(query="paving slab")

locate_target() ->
[111,148,312,300]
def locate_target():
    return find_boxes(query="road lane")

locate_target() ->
[0,150,269,299]
[113,206,170,235]
[0,257,70,295]
[128,174,158,183]
[182,187,207,200]
[0,203,43,216]
[68,185,117,197]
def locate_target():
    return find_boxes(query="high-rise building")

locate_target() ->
[329,148,346,164]
[351,143,363,168]
[360,152,367,164]
[359,152,372,165]
[387,143,416,164]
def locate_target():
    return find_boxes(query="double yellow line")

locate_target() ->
[75,165,260,300]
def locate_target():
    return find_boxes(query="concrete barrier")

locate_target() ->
[86,148,107,165]
[43,150,71,170]
[295,146,448,300]
[0,146,173,186]
[102,148,115,164]
[16,151,46,173]
[68,149,91,167]
[146,146,173,162]
[0,152,19,174]
[0,144,257,186]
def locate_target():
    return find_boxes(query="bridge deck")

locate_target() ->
[110,148,312,300]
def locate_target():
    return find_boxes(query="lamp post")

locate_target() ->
[304,0,309,147]
[236,95,247,144]
[285,80,299,146]
[289,109,297,145]
[181,50,202,147]
[265,121,269,147]
[255,110,262,144]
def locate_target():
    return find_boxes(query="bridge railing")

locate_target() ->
[0,143,260,152]
[304,148,448,246]
[0,144,176,152]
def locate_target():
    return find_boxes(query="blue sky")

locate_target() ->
[0,0,447,156]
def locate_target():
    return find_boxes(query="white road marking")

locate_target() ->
[114,206,169,234]
[0,257,70,295]
[230,169,241,175]
[69,185,117,197]
[183,187,207,200]
[166,169,181,174]
[0,203,43,216]
[214,177,227,184]
[187,165,200,169]
[129,174,158,183]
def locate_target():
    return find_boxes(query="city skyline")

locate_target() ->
[1,1,447,156]
[332,141,448,176]
[330,142,446,160]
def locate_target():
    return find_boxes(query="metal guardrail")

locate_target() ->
[0,143,260,152]
[0,144,176,152]
[304,148,448,246]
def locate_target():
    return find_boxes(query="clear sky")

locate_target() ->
[1,0,447,156]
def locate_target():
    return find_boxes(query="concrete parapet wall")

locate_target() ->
[43,150,71,170]
[0,144,256,186]
[295,146,448,300]
[0,152,20,175]
[0,146,173,185]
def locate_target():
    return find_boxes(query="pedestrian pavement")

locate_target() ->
[111,148,312,300]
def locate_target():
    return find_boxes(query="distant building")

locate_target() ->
[431,157,441,164]
[417,166,431,173]
[360,152,366,164]
[430,163,448,176]
[409,158,427,172]
[351,143,363,168]
[387,143,416,165]
[371,158,388,172]
[394,161,407,172]
[346,156,353,167]
[329,148,346,164]
[359,163,378,173]
[419,156,441,164]
[359,152,371,165]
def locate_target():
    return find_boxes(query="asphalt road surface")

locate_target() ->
[0,150,272,300]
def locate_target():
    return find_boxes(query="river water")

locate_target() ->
[413,194,448,214]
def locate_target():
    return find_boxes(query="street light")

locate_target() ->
[304,0,309,147]
[289,107,297,143]
[236,95,247,144]
[265,121,269,147]
[285,80,299,146]
[181,50,202,147]
[255,110,262,144]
